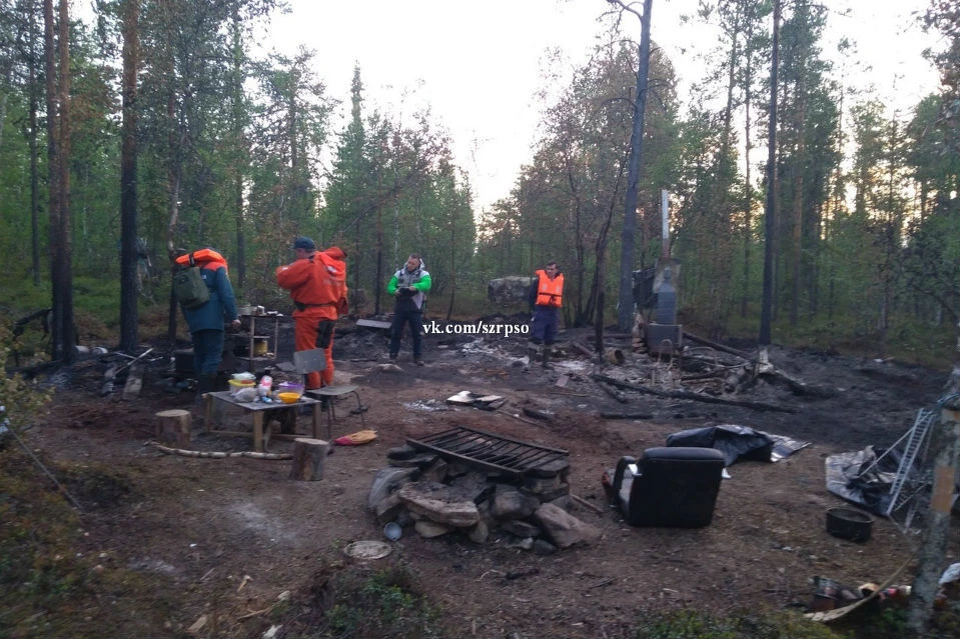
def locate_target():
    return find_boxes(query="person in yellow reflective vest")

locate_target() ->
[527,261,563,369]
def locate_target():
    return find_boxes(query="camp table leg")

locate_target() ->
[253,411,265,452]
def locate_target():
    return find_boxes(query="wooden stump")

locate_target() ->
[122,364,144,400]
[156,409,191,449]
[289,438,328,481]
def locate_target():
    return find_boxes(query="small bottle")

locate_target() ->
[257,375,273,398]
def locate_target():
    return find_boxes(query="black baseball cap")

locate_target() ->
[292,236,316,250]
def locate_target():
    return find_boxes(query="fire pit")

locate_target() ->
[406,426,568,478]
[368,427,599,551]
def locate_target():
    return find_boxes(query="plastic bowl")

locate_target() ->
[278,382,305,394]
[277,391,302,404]
[228,379,255,395]
[383,522,402,541]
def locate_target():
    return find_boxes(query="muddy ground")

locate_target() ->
[22,316,960,638]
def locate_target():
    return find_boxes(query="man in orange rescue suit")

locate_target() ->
[276,237,348,389]
[527,261,563,369]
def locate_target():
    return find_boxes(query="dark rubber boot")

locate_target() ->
[196,374,217,405]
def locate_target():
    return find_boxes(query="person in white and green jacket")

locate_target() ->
[386,254,431,365]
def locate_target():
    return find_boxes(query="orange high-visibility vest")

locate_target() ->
[534,270,563,308]
[175,248,228,272]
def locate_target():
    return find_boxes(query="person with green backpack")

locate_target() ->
[174,248,241,398]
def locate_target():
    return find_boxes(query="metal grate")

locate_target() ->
[407,426,568,478]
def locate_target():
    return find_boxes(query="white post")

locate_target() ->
[661,189,670,259]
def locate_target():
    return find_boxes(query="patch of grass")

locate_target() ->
[0,446,178,638]
[696,307,956,372]
[0,274,171,349]
[633,610,844,639]
[58,462,135,510]
[0,446,96,637]
[284,561,446,639]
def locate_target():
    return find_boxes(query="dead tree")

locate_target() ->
[907,367,960,633]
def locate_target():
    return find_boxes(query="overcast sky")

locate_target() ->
[70,0,930,212]
[261,0,941,211]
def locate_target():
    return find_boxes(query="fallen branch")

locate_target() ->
[682,331,752,360]
[236,590,291,622]
[589,578,614,589]
[594,379,628,404]
[503,412,544,427]
[114,347,154,375]
[149,442,292,459]
[6,424,84,512]
[753,348,837,398]
[522,407,553,421]
[805,556,912,623]
[590,373,795,413]
[599,411,654,420]
[570,341,596,359]
[571,493,604,515]
[680,370,728,382]
[547,389,590,397]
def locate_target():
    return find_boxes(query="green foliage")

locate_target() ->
[478,33,681,327]
[0,273,149,339]
[633,609,842,639]
[0,448,175,638]
[295,563,445,639]
[0,321,54,429]
[321,67,476,316]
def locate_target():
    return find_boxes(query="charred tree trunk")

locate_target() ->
[28,5,41,287]
[616,0,653,332]
[230,10,246,290]
[165,90,182,345]
[907,369,960,633]
[119,0,140,353]
[446,218,456,321]
[56,0,73,363]
[44,0,74,364]
[741,17,754,319]
[759,0,780,346]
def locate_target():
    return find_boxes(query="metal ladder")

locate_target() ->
[884,408,936,523]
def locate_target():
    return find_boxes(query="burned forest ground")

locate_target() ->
[4,315,960,639]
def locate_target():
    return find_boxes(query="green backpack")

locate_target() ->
[174,254,210,309]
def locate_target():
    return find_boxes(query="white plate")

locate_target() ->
[344,540,392,560]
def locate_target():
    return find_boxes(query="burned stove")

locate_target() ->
[407,425,568,479]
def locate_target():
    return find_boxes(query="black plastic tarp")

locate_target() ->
[824,446,904,516]
[665,424,775,467]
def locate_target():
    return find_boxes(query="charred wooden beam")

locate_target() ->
[590,373,795,413]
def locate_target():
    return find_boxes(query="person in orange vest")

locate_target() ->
[174,248,241,397]
[527,261,563,369]
[276,237,348,389]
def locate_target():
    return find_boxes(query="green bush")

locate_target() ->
[633,610,844,639]
[284,562,445,639]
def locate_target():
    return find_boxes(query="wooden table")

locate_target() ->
[203,391,323,452]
